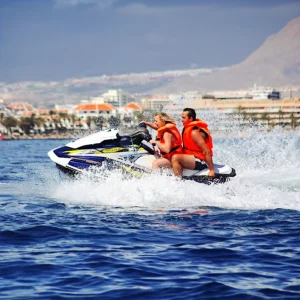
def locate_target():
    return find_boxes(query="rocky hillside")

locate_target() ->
[154,17,300,93]
[2,17,300,105]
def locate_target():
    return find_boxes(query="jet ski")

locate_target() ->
[48,124,236,184]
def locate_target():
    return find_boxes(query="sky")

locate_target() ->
[1,0,300,82]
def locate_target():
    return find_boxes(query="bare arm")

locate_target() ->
[191,130,215,176]
[139,120,158,130]
[150,132,173,153]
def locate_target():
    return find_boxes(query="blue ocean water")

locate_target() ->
[0,131,300,299]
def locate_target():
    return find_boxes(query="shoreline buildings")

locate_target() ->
[1,86,300,138]
[142,86,299,131]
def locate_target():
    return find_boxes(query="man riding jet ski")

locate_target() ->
[48,124,236,185]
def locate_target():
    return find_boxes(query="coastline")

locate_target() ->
[1,129,299,141]
[0,133,74,141]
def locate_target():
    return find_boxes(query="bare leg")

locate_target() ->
[172,154,196,177]
[152,158,172,170]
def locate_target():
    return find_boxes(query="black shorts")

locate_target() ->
[194,157,207,171]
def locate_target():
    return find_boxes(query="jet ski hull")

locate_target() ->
[48,127,236,184]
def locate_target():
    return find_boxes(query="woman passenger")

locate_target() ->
[140,112,182,170]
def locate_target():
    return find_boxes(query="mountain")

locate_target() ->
[153,16,300,93]
[0,68,220,106]
[1,17,300,106]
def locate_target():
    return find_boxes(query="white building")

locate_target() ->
[119,102,144,127]
[102,89,129,107]
[54,104,76,114]
[209,90,251,100]
[249,84,281,100]
[91,96,104,104]
[140,95,173,110]
[73,103,117,119]
[202,85,281,101]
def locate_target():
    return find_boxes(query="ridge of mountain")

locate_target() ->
[1,17,300,105]
[0,68,222,106]
[153,16,300,93]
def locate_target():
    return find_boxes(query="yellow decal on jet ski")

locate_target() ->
[102,147,127,153]
[65,146,144,156]
[121,165,144,178]
[65,149,102,155]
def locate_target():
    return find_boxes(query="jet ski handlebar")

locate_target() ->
[121,123,152,145]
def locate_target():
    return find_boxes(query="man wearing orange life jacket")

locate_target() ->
[140,112,182,170]
[172,108,215,178]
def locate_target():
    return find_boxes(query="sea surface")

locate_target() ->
[0,128,300,299]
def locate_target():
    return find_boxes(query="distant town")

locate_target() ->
[0,85,300,140]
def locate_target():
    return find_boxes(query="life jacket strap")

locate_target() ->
[183,146,202,153]
[160,145,180,155]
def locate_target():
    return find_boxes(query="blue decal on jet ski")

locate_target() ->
[48,124,236,184]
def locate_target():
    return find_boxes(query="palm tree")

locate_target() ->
[133,111,145,124]
[95,116,105,130]
[2,116,19,133]
[19,117,33,134]
[133,109,155,125]
[70,114,77,129]
[108,116,121,129]
[241,110,250,124]
[35,117,45,128]
[49,110,55,118]
[58,112,68,118]
[86,116,92,128]
[123,116,132,125]
[278,109,284,126]
[235,105,246,126]
[260,112,270,128]
[290,112,297,129]
[0,112,5,122]
[235,105,245,114]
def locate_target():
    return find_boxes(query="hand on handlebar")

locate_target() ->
[138,121,148,128]
[208,170,215,178]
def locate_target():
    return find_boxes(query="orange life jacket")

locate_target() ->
[182,118,213,160]
[156,123,182,159]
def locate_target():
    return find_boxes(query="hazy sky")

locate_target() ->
[1,0,300,82]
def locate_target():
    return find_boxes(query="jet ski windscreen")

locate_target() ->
[127,127,152,145]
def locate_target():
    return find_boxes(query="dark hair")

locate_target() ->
[183,108,196,121]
